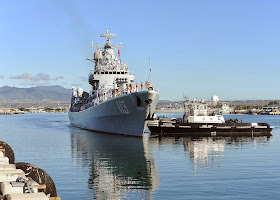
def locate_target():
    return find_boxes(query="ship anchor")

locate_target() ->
[145,99,153,120]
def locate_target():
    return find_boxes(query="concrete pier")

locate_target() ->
[6,193,48,200]
[0,144,60,200]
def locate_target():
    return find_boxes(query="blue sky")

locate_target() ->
[0,0,279,101]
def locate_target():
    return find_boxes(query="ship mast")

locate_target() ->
[86,27,125,64]
[148,57,152,85]
[100,27,116,49]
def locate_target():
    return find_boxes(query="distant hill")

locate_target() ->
[35,85,71,95]
[0,85,72,106]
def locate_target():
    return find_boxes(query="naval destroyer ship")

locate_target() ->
[68,28,159,137]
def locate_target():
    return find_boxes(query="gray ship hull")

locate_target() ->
[68,90,159,137]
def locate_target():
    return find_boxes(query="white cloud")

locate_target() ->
[9,73,63,86]
[36,73,50,81]
[54,76,64,80]
[10,73,50,81]
[10,73,33,80]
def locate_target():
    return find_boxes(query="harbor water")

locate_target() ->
[0,113,280,199]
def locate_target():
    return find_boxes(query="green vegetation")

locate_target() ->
[213,102,222,108]
[268,101,279,106]
[234,105,247,110]
[44,107,54,112]
[18,107,30,111]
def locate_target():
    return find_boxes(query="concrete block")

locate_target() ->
[10,182,25,187]
[0,182,23,196]
[0,157,9,164]
[1,180,39,196]
[0,164,16,170]
[6,192,49,200]
[0,169,25,182]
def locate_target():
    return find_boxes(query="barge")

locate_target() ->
[148,98,273,137]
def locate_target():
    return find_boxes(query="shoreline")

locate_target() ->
[155,109,185,113]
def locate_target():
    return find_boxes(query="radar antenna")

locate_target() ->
[100,27,116,48]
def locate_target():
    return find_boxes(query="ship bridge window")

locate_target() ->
[101,72,104,74]
[109,72,112,74]
[113,72,116,74]
[121,72,124,74]
[105,72,108,74]
[117,72,120,74]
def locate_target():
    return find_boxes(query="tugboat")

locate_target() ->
[68,28,159,137]
[148,98,273,137]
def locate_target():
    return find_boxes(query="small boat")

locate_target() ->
[248,109,259,115]
[148,98,273,137]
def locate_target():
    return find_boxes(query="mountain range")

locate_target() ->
[0,85,72,107]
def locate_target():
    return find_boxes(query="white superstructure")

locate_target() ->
[221,103,231,114]
[68,28,159,137]
[184,98,225,123]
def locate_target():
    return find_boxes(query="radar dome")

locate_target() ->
[107,49,114,55]
[72,86,77,97]
[77,88,83,97]
[212,95,219,103]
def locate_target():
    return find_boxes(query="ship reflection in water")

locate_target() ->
[70,127,271,198]
[150,136,270,172]
[183,137,225,171]
[70,129,159,199]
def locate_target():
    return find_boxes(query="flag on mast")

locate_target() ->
[118,49,121,63]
